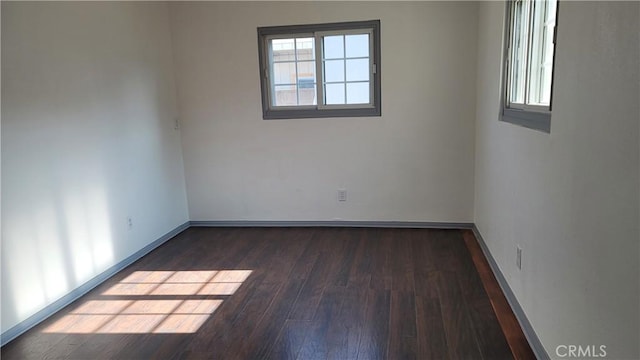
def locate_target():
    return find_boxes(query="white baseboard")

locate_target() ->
[471,224,549,360]
[190,220,474,229]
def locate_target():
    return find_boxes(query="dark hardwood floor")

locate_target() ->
[1,227,533,359]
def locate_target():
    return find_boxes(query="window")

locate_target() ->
[502,0,558,132]
[258,20,381,119]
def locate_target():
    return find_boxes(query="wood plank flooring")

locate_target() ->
[1,227,533,359]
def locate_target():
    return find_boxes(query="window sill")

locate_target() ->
[263,107,381,120]
[501,108,551,133]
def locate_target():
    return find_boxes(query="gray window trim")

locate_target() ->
[257,20,381,120]
[500,0,558,133]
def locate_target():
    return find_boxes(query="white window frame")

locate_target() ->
[258,20,381,120]
[501,0,558,133]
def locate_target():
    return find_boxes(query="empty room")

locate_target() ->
[1,1,638,359]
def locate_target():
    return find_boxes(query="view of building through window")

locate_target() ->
[269,34,371,107]
[271,37,316,106]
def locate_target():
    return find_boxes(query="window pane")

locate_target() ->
[527,0,556,106]
[273,62,296,85]
[346,82,369,104]
[298,61,316,105]
[298,85,317,106]
[345,34,369,58]
[325,83,345,105]
[297,62,316,105]
[324,60,344,82]
[527,1,544,105]
[508,0,529,105]
[296,38,314,61]
[274,85,297,106]
[346,59,369,81]
[297,61,315,79]
[272,38,295,62]
[323,36,344,59]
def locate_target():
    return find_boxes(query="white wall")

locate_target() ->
[1,2,189,333]
[170,1,478,222]
[474,2,639,359]
[5,1,637,355]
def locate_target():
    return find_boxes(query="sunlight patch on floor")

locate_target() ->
[42,270,252,334]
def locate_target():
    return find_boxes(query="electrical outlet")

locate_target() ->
[516,246,522,270]
[337,189,347,202]
[174,117,180,130]
[127,216,133,230]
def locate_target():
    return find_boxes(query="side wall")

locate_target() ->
[474,1,639,358]
[1,2,189,333]
[170,1,478,223]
